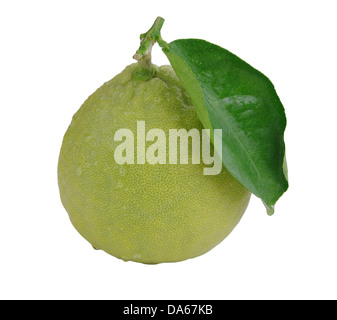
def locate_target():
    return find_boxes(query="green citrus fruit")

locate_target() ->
[58,63,251,264]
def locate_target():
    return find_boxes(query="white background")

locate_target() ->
[1,0,336,300]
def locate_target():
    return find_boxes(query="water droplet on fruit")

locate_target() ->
[76,167,82,176]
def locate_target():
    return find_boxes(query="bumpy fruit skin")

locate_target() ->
[58,64,251,264]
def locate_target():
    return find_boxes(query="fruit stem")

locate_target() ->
[133,17,167,80]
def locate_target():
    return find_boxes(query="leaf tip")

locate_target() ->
[263,201,275,216]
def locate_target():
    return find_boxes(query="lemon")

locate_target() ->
[58,63,251,264]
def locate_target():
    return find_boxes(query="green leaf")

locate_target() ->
[162,39,288,213]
